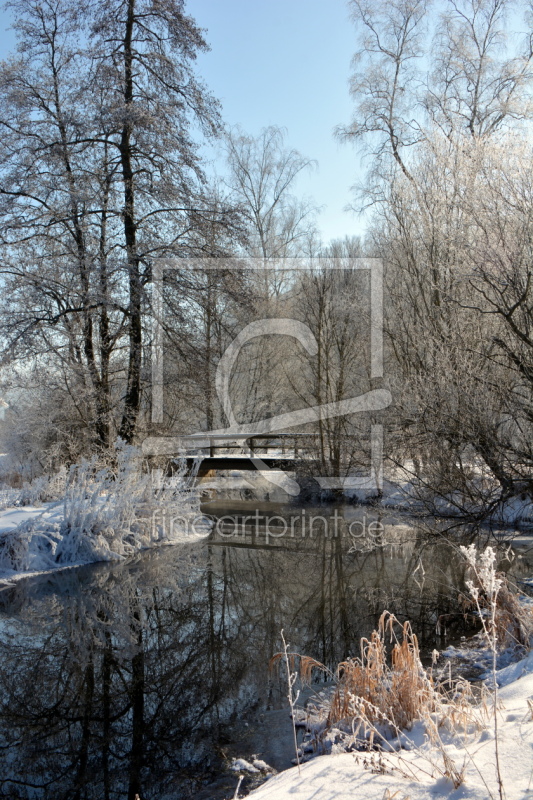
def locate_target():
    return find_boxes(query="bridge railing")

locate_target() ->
[181,432,313,458]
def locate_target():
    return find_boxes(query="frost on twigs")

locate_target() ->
[460,543,532,800]
[460,544,533,651]
[0,440,209,573]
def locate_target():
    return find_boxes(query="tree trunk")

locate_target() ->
[119,0,143,443]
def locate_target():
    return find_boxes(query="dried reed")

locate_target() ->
[270,587,523,797]
[271,612,481,746]
[327,613,437,731]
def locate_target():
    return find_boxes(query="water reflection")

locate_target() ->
[0,505,530,799]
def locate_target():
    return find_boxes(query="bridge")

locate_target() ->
[143,432,314,477]
[142,388,391,487]
[142,428,383,491]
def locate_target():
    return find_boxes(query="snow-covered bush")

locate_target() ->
[0,516,62,573]
[55,440,208,564]
[0,484,23,510]
[17,468,67,506]
[0,441,209,574]
[0,469,67,509]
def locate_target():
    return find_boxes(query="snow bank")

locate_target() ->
[249,652,533,800]
[0,444,211,583]
[376,467,533,529]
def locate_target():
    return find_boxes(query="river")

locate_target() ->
[0,500,531,799]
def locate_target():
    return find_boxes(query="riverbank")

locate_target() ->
[249,649,533,800]
[0,508,530,799]
[200,467,533,530]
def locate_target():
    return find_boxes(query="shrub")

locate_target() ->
[56,440,205,564]
[0,440,208,573]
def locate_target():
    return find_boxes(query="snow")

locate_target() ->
[231,758,260,773]
[0,503,59,533]
[252,759,275,772]
[493,649,533,687]
[0,446,211,584]
[249,652,533,800]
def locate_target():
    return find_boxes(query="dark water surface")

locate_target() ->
[0,501,531,799]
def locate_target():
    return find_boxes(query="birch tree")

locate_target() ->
[342,0,533,506]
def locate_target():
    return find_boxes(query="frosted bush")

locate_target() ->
[0,517,62,573]
[460,543,533,651]
[0,467,68,509]
[460,544,502,607]
[0,441,209,574]
[55,440,207,564]
[17,467,68,506]
[0,484,22,510]
[0,522,35,572]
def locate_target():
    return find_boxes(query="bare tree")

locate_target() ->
[0,0,223,453]
[378,131,533,510]
[215,127,319,430]
[291,239,374,478]
[224,126,318,264]
[340,0,533,509]
[337,0,429,187]
[426,0,533,138]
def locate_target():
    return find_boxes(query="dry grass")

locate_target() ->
[269,652,329,683]
[493,582,532,649]
[270,572,532,798]
[271,611,481,743]
[327,613,437,731]
[270,611,503,792]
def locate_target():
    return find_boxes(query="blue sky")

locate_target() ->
[0,0,366,244]
[192,0,365,244]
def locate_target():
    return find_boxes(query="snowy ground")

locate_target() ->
[248,651,533,800]
[0,503,61,534]
[0,451,211,584]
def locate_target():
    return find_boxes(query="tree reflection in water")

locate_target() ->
[0,507,528,799]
